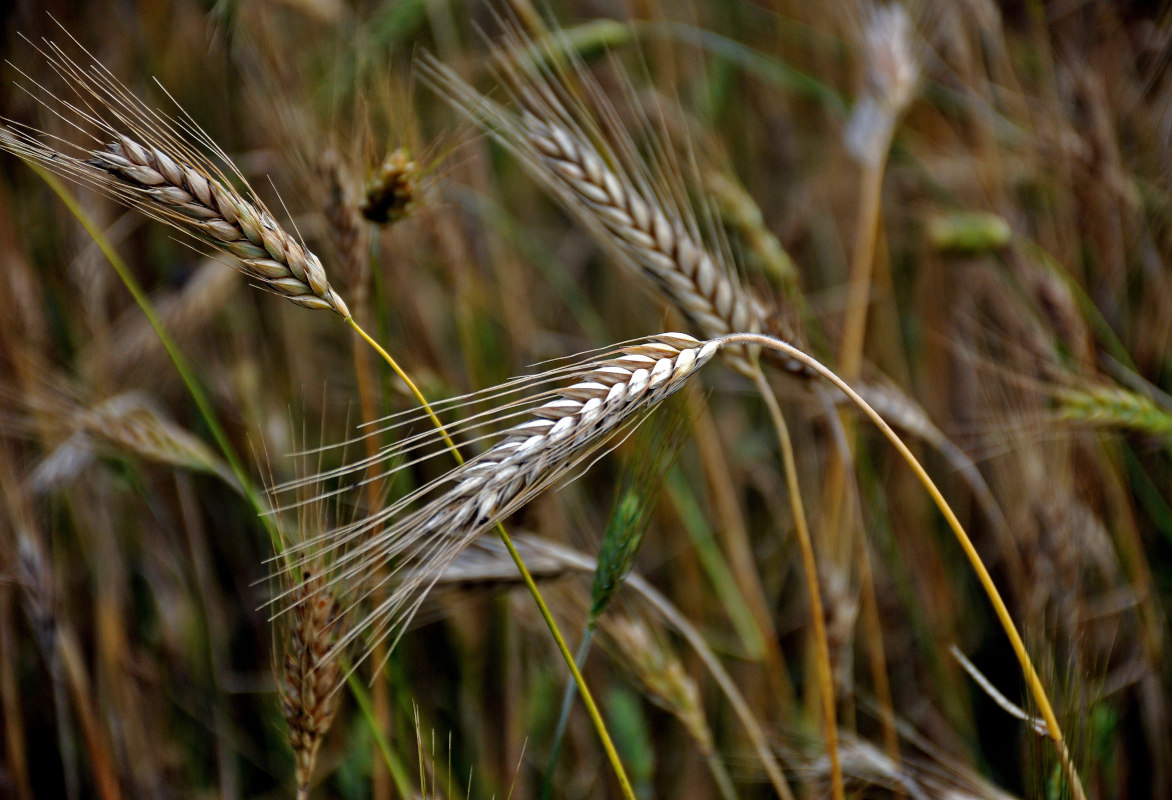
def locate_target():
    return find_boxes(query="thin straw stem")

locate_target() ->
[837,160,886,384]
[346,318,462,461]
[751,367,842,800]
[345,315,637,800]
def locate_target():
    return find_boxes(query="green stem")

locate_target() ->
[36,167,277,543]
[346,671,415,799]
[664,469,763,656]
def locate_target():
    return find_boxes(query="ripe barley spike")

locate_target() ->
[1,32,350,316]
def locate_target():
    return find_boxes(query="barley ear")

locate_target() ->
[0,38,350,318]
[279,569,345,800]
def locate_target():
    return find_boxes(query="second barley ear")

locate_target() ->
[278,569,345,800]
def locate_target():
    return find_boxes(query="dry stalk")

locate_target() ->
[0,446,121,800]
[721,333,1085,800]
[315,144,405,800]
[821,15,924,781]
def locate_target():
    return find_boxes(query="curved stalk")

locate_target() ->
[722,334,1084,800]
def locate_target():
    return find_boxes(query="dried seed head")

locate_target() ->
[279,569,345,796]
[419,33,810,377]
[29,391,236,493]
[520,114,764,349]
[845,4,921,166]
[360,148,418,225]
[861,4,919,118]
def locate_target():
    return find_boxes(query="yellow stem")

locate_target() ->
[492,521,636,800]
[727,334,1078,793]
[858,535,901,779]
[347,317,463,463]
[838,156,887,384]
[345,315,636,800]
[752,367,843,800]
[824,156,886,580]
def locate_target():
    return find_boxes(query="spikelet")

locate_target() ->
[1053,385,1172,438]
[604,614,715,757]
